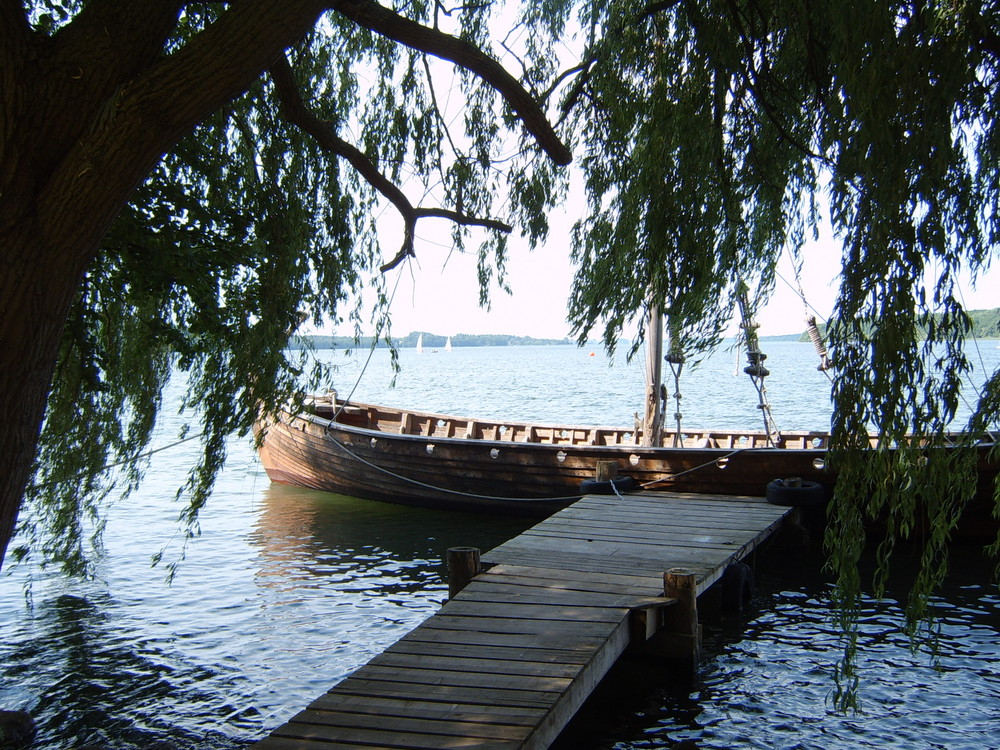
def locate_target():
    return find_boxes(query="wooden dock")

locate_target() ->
[254,491,793,749]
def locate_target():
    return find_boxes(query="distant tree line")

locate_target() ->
[290,332,573,350]
[799,308,1000,342]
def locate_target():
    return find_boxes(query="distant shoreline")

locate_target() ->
[293,308,1000,350]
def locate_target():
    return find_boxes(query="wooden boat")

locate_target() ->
[256,306,998,523]
[256,393,841,515]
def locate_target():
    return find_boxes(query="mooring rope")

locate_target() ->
[637,447,751,488]
[319,419,767,502]
[325,433,583,503]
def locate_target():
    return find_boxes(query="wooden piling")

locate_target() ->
[594,460,619,481]
[447,546,480,600]
[646,567,701,672]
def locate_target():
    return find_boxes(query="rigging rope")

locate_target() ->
[664,318,686,447]
[806,316,834,372]
[737,285,780,447]
[779,263,836,380]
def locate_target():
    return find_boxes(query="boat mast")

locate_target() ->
[642,303,664,447]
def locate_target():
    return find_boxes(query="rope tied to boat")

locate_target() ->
[325,432,584,503]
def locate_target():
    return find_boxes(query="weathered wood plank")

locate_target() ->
[306,692,547,724]
[368,650,584,679]
[265,721,521,749]
[350,662,573,693]
[481,548,718,580]
[480,564,663,592]
[287,707,532,740]
[328,676,557,709]
[485,534,740,566]
[388,639,593,665]
[437,599,628,624]
[400,625,608,652]
[450,580,673,609]
[421,614,621,638]
[523,615,632,750]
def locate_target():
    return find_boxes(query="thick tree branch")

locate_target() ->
[0,1,32,52]
[328,0,572,166]
[35,0,329,267]
[269,56,512,273]
[53,0,185,90]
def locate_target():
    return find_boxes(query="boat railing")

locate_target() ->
[314,400,834,451]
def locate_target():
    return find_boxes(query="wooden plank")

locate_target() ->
[388,637,594,665]
[481,548,718,581]
[401,625,608,652]
[451,580,673,610]
[265,721,521,749]
[368,651,584,680]
[306,692,547,725]
[328,677,558,709]
[523,615,631,750]
[437,599,628,624]
[480,564,663,593]
[287,707,532,741]
[546,499,787,522]
[421,614,621,639]
[484,534,743,567]
[520,525,765,550]
[470,571,662,596]
[350,662,573,693]
[542,505,787,529]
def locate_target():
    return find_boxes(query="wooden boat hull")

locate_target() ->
[255,398,834,516]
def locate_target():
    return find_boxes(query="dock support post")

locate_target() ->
[656,567,701,674]
[595,460,618,481]
[447,546,480,600]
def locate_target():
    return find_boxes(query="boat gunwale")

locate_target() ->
[287,399,834,453]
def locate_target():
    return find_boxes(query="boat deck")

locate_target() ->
[253,491,793,749]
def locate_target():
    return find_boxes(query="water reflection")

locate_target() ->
[250,483,530,593]
[1,591,255,749]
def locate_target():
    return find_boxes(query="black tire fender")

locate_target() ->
[720,561,754,612]
[766,478,826,507]
[579,475,640,495]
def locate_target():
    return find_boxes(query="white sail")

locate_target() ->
[445,336,452,352]
[416,333,424,354]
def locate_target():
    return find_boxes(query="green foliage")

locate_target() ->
[17,2,564,578]
[555,0,1000,709]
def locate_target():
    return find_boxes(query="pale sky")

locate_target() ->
[321,203,997,343]
[314,18,997,344]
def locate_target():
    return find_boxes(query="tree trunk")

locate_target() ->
[0,229,88,570]
[0,1,331,571]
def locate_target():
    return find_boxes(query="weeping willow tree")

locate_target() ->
[6,0,1000,697]
[1,0,570,577]
[555,0,1000,705]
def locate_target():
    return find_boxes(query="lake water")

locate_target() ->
[1,342,998,748]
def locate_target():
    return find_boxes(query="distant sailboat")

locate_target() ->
[445,336,453,352]
[416,333,424,354]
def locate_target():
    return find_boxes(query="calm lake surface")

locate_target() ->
[1,341,998,748]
